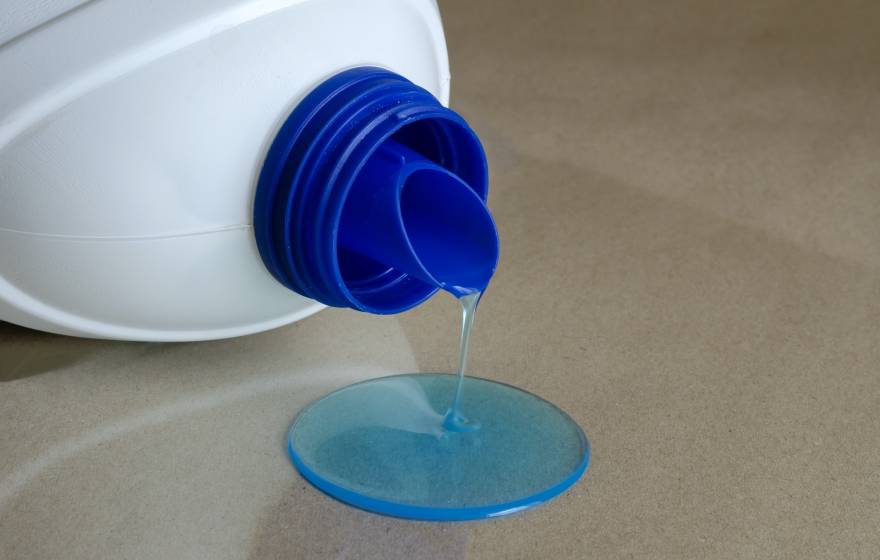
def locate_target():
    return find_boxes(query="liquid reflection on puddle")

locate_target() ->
[300,375,448,440]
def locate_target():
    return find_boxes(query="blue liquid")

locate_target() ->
[443,291,481,432]
[287,290,590,520]
[288,373,588,520]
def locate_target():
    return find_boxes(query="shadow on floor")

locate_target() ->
[248,483,469,560]
[0,321,99,382]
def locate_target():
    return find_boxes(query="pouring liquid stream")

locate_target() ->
[443,290,482,432]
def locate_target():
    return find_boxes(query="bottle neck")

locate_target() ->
[254,67,493,314]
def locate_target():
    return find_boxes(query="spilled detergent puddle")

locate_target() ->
[286,288,590,521]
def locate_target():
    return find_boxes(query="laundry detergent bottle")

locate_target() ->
[0,0,496,340]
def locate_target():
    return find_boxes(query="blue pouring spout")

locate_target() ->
[338,140,498,298]
[254,67,497,313]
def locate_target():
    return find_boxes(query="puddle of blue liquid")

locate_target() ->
[288,373,589,520]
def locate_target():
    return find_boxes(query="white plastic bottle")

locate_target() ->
[0,0,457,341]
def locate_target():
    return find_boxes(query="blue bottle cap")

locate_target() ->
[254,67,497,312]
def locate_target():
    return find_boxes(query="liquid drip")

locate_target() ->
[443,291,482,432]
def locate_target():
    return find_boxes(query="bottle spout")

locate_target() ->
[255,67,493,313]
[338,140,499,297]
